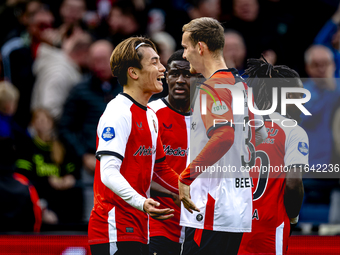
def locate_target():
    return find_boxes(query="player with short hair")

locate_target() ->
[88,37,179,255]
[148,49,198,255]
[238,57,309,254]
[179,17,267,255]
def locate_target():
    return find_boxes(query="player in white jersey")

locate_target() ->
[179,17,267,255]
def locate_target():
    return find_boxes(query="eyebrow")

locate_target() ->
[151,56,160,61]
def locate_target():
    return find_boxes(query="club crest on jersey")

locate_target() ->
[298,142,309,156]
[212,101,229,115]
[102,127,115,141]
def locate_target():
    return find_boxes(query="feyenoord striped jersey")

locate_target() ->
[180,68,254,233]
[148,98,190,243]
[238,112,309,254]
[88,93,170,245]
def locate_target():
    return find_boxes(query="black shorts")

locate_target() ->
[90,241,148,255]
[149,236,182,255]
[181,227,243,255]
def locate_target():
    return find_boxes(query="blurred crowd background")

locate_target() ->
[0,0,340,235]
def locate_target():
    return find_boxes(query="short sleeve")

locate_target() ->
[201,86,234,138]
[96,106,132,161]
[284,126,309,167]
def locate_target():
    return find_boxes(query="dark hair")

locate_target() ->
[243,55,301,113]
[167,49,186,70]
[110,36,157,86]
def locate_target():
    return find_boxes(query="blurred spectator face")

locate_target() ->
[19,0,41,27]
[63,31,92,71]
[31,109,54,135]
[27,5,54,41]
[305,46,335,79]
[332,29,340,50]
[223,32,246,69]
[108,6,139,35]
[158,43,174,67]
[60,0,86,25]
[152,32,176,67]
[199,0,221,19]
[89,41,114,81]
[0,81,19,116]
[233,0,259,22]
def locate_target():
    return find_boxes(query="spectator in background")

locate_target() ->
[0,81,19,138]
[223,29,246,75]
[15,108,83,228]
[59,0,86,27]
[100,0,147,47]
[2,0,54,129]
[47,0,89,48]
[299,44,340,224]
[187,0,221,20]
[31,31,92,121]
[0,139,42,233]
[151,31,176,67]
[224,0,278,64]
[58,40,122,222]
[314,1,340,77]
[0,81,42,233]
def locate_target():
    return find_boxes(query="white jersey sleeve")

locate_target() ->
[284,125,309,167]
[100,155,146,211]
[96,102,132,160]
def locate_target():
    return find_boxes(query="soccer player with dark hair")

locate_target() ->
[88,37,179,255]
[179,17,267,255]
[238,56,309,254]
[148,49,198,255]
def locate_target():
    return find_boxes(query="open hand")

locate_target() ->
[143,198,174,220]
[178,181,200,213]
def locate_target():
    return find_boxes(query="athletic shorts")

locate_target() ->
[181,227,243,255]
[90,241,148,255]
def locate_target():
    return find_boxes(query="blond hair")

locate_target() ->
[182,17,224,56]
[0,81,19,112]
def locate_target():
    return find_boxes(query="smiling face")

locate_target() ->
[136,46,166,94]
[167,60,192,103]
[182,32,200,74]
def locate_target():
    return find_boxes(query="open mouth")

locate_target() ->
[157,75,165,83]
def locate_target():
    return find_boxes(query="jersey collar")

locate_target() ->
[121,93,147,111]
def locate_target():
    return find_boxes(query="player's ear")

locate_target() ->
[198,42,204,55]
[128,67,138,80]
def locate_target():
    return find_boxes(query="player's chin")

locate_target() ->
[153,82,163,94]
[190,66,197,74]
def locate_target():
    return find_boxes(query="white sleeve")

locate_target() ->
[96,103,132,159]
[100,155,146,212]
[253,114,267,146]
[284,126,309,167]
[255,125,268,146]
